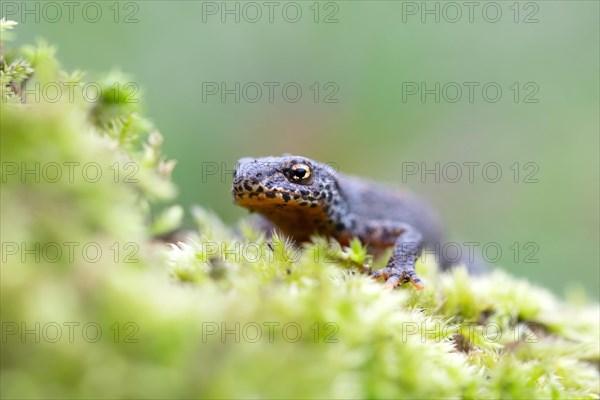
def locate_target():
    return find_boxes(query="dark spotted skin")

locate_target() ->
[232,155,451,290]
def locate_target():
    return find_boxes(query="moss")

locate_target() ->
[1,21,598,399]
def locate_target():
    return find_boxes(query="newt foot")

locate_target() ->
[372,265,424,290]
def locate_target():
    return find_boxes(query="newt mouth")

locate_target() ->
[233,191,286,207]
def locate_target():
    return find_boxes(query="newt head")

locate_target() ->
[231,155,342,238]
[232,155,338,209]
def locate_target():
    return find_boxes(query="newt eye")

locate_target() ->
[290,163,311,182]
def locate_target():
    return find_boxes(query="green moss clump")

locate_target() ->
[1,21,598,399]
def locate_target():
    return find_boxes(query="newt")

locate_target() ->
[232,155,461,290]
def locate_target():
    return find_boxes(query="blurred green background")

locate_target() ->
[10,0,599,297]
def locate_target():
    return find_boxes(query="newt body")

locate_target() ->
[232,155,457,290]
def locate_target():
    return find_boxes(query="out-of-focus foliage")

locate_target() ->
[1,21,599,399]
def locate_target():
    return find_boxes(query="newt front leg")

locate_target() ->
[351,220,425,290]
